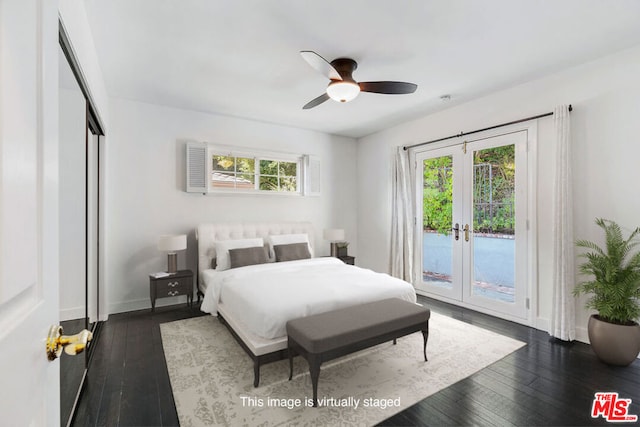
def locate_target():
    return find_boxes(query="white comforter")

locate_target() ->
[200,257,416,339]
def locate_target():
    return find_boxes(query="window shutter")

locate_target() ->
[186,142,207,193]
[303,155,320,196]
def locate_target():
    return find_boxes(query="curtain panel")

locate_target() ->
[550,104,576,341]
[390,147,415,282]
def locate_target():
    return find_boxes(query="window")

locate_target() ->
[259,159,298,191]
[210,151,301,193]
[212,155,256,190]
[185,142,318,195]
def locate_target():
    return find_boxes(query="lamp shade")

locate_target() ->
[157,234,187,252]
[326,81,360,103]
[323,228,345,242]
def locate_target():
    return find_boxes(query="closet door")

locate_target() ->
[58,24,104,425]
[58,44,89,427]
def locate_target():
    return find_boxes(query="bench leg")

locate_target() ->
[393,338,397,345]
[308,354,321,407]
[253,360,260,387]
[422,328,429,361]
[288,346,294,381]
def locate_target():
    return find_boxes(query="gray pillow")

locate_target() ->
[229,246,268,269]
[274,242,311,262]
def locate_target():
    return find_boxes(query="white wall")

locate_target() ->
[356,45,640,342]
[105,97,358,313]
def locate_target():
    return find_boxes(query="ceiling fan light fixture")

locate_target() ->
[326,81,360,103]
[301,51,416,109]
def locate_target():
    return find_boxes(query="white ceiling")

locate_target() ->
[84,0,640,138]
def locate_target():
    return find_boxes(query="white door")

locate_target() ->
[416,130,531,322]
[0,0,61,425]
[461,132,529,318]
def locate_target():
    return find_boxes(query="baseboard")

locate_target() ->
[60,306,86,321]
[61,306,110,323]
[575,325,589,344]
[534,316,549,333]
[536,316,590,344]
[108,295,190,315]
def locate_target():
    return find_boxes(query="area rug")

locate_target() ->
[160,312,525,426]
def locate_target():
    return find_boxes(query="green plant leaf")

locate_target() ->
[574,218,640,325]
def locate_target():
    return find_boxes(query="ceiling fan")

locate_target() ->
[300,50,417,109]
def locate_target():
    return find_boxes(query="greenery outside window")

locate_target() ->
[259,159,297,191]
[211,151,301,194]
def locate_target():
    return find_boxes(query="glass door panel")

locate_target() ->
[463,132,528,318]
[422,155,453,289]
[416,147,463,300]
[471,144,516,303]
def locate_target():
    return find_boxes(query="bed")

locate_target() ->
[196,222,417,386]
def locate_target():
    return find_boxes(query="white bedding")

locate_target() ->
[200,257,416,339]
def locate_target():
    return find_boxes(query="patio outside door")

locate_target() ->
[416,130,530,321]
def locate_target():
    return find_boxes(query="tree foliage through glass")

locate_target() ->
[212,155,297,192]
[422,144,515,235]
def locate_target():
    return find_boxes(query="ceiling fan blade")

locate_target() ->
[300,51,342,81]
[359,81,417,95]
[303,93,330,110]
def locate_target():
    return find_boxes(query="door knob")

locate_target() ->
[46,325,93,361]
[464,224,470,242]
[452,223,460,241]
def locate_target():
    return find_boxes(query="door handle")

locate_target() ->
[464,224,470,242]
[452,223,460,241]
[46,325,93,361]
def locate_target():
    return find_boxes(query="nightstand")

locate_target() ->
[338,255,355,265]
[149,269,193,312]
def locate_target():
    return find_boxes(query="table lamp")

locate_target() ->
[323,228,345,257]
[158,234,187,273]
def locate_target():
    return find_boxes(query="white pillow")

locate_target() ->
[267,233,313,259]
[215,238,264,271]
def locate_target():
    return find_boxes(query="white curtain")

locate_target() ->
[390,146,414,281]
[550,105,575,341]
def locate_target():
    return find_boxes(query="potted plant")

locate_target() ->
[573,218,640,366]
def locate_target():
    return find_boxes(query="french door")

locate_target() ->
[415,131,530,321]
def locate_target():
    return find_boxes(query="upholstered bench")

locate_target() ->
[286,298,430,407]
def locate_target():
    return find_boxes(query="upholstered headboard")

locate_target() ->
[196,221,315,280]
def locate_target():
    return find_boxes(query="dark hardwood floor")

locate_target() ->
[72,297,640,426]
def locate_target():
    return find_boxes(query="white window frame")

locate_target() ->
[207,144,304,195]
